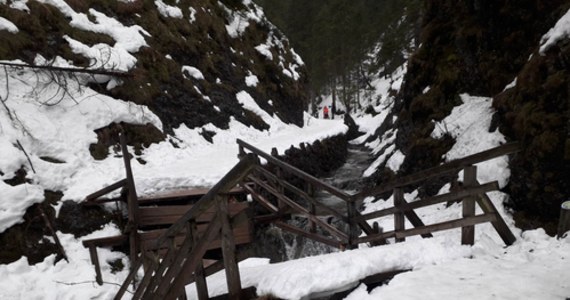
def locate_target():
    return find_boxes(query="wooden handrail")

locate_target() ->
[237,139,352,201]
[353,142,520,201]
[354,181,500,222]
[253,165,348,221]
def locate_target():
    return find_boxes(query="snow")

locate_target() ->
[0,181,44,232]
[155,0,183,19]
[431,94,509,187]
[7,0,29,11]
[182,65,205,80]
[245,72,259,87]
[385,149,405,172]
[540,8,570,54]
[0,16,18,33]
[255,44,273,60]
[189,7,197,23]
[0,2,568,300]
[36,0,149,72]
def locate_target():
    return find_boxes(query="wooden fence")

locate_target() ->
[238,139,519,248]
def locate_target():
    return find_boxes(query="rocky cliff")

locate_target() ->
[373,0,570,232]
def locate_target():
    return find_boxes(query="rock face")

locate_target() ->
[387,0,569,231]
[0,0,309,134]
[0,0,310,263]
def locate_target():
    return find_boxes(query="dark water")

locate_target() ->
[276,145,374,260]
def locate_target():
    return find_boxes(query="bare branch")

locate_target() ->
[16,139,36,174]
[0,61,132,78]
[54,280,134,294]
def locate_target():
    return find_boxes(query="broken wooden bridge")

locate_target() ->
[83,134,519,300]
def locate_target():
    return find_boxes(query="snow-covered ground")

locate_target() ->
[2,63,568,300]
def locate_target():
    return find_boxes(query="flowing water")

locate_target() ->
[274,145,374,260]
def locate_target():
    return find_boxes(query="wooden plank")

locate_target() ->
[237,139,352,201]
[130,256,159,300]
[136,236,187,299]
[355,214,496,244]
[87,246,103,285]
[139,224,252,252]
[475,180,517,245]
[274,221,344,248]
[84,178,127,202]
[346,201,359,249]
[397,214,495,240]
[254,166,347,221]
[393,188,405,243]
[138,202,248,227]
[403,208,433,239]
[355,182,500,222]
[354,142,520,200]
[155,154,257,248]
[82,235,128,247]
[462,166,476,245]
[219,196,242,299]
[248,174,349,241]
[242,182,279,213]
[138,186,245,204]
[161,216,223,300]
[190,221,209,300]
[113,254,145,300]
[120,133,140,266]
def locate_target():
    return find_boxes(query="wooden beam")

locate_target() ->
[393,188,405,243]
[248,174,349,241]
[237,139,352,201]
[355,214,496,244]
[87,246,103,285]
[354,142,520,200]
[355,182,500,222]
[274,221,344,248]
[241,181,279,213]
[190,221,209,300]
[254,165,347,221]
[475,180,517,245]
[113,254,145,300]
[218,196,242,300]
[461,166,477,245]
[161,217,223,300]
[84,179,127,202]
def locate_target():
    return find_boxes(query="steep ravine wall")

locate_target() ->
[371,0,570,232]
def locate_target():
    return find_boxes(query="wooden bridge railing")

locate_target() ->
[237,139,378,249]
[349,142,520,246]
[238,139,519,248]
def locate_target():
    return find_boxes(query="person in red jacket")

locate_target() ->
[323,106,329,119]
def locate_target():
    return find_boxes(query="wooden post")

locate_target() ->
[347,201,359,249]
[189,221,209,300]
[120,133,140,266]
[558,201,570,238]
[462,166,477,245]
[394,188,405,243]
[307,183,316,233]
[372,222,386,245]
[218,196,242,299]
[238,144,245,158]
[274,167,287,214]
